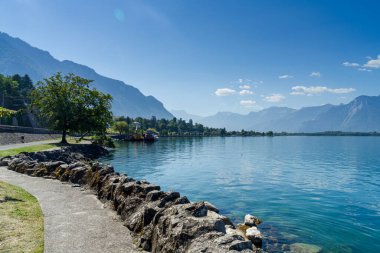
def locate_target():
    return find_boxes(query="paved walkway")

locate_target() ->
[0,167,139,253]
[0,139,59,151]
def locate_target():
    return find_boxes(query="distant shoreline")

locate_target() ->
[125,132,380,139]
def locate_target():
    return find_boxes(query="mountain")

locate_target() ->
[300,96,380,132]
[170,110,204,122]
[177,96,380,132]
[195,107,296,131]
[252,104,334,132]
[0,32,173,119]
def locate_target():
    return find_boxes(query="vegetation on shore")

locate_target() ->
[111,116,277,137]
[31,73,113,144]
[111,116,380,138]
[0,181,44,253]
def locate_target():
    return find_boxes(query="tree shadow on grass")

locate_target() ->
[0,196,23,203]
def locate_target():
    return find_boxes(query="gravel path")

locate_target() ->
[0,167,139,253]
[0,139,59,151]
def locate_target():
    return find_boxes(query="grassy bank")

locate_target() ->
[0,181,44,252]
[0,143,59,157]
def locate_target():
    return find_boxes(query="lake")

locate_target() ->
[100,137,380,253]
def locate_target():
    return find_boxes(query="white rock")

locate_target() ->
[244,214,261,226]
[245,227,263,245]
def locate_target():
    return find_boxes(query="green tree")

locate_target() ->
[31,73,113,144]
[0,107,16,118]
[113,121,128,135]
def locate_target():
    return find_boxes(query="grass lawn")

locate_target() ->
[0,143,59,157]
[0,181,44,252]
[0,137,89,158]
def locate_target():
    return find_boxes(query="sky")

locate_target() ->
[0,0,379,116]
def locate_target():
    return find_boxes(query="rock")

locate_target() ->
[245,227,263,247]
[289,243,322,253]
[204,201,220,213]
[158,191,180,208]
[174,196,190,205]
[244,214,262,226]
[186,232,254,253]
[236,223,251,235]
[45,161,66,173]
[146,190,165,202]
[150,202,230,252]
[0,160,8,166]
[226,225,246,238]
[126,205,157,232]
[69,167,88,184]
[280,231,299,241]
[208,210,234,226]
[184,201,208,217]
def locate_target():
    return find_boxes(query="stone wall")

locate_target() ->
[0,145,263,253]
[0,132,61,145]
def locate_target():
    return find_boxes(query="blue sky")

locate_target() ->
[0,0,379,116]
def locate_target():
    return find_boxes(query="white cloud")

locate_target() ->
[364,55,380,69]
[278,75,293,79]
[215,88,236,96]
[240,100,256,107]
[264,94,285,103]
[342,62,360,67]
[239,89,253,96]
[310,72,321,77]
[239,85,251,89]
[358,68,372,72]
[291,86,356,95]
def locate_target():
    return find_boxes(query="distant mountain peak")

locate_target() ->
[0,31,173,119]
[191,96,380,132]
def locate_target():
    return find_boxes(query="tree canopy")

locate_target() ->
[0,107,16,118]
[31,73,113,143]
[113,121,128,135]
[0,74,33,110]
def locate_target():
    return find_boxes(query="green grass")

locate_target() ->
[0,143,59,157]
[0,181,44,252]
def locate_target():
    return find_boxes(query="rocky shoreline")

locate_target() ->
[0,145,265,253]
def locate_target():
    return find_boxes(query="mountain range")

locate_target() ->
[2,32,379,132]
[172,95,380,132]
[0,32,173,119]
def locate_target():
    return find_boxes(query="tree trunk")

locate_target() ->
[61,128,68,144]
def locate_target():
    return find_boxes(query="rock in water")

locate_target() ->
[244,214,262,226]
[245,226,263,247]
[290,243,322,253]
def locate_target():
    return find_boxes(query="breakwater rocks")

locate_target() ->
[0,145,264,253]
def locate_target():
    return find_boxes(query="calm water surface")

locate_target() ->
[100,137,380,253]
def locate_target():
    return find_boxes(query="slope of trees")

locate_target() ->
[0,74,34,126]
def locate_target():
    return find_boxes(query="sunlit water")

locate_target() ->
[100,137,380,253]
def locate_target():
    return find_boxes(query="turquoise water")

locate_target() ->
[100,137,380,252]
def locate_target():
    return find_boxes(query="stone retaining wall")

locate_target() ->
[0,132,61,145]
[0,145,263,253]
